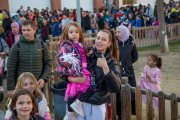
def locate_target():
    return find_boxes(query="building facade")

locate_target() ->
[2,0,118,14]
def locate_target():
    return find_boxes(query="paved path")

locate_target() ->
[0,110,5,120]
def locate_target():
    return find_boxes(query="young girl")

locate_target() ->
[9,89,45,120]
[56,22,94,120]
[139,54,162,114]
[5,72,51,120]
[121,18,131,30]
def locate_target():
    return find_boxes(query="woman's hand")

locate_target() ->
[68,76,87,84]
[97,54,109,75]
[0,52,6,56]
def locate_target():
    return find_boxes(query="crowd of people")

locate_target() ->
[0,1,176,120]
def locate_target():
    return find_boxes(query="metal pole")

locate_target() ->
[76,0,81,27]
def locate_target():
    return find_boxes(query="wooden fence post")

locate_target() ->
[111,93,117,120]
[146,89,153,120]
[121,77,128,120]
[124,84,131,120]
[158,91,165,120]
[132,26,135,37]
[171,93,178,120]
[135,86,142,120]
[48,73,54,113]
[54,70,58,83]
[49,35,52,42]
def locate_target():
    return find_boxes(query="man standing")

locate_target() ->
[7,20,52,96]
[3,11,12,35]
[81,11,91,34]
[111,3,117,14]
[169,0,178,10]
[145,4,154,26]
[17,6,24,14]
[29,10,38,30]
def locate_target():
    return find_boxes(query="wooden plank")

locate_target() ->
[150,27,153,45]
[146,89,153,120]
[171,93,178,120]
[136,29,139,46]
[111,93,117,120]
[139,28,142,46]
[48,75,54,113]
[54,70,58,83]
[121,77,128,120]
[135,86,142,120]
[142,28,144,45]
[145,27,147,45]
[158,91,165,120]
[125,84,131,120]
[49,35,52,42]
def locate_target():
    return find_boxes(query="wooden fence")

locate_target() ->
[84,23,180,47]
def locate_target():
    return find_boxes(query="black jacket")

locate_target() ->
[3,17,12,34]
[178,11,180,23]
[117,35,138,102]
[86,49,121,104]
[171,12,178,24]
[98,17,105,30]
[40,23,53,42]
[81,15,91,31]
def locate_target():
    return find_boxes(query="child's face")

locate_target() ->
[125,19,129,22]
[63,15,67,19]
[136,16,139,20]
[23,78,36,93]
[14,95,33,118]
[129,14,132,18]
[147,56,156,67]
[43,19,47,25]
[68,26,80,43]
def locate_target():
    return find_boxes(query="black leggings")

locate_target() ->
[67,88,94,112]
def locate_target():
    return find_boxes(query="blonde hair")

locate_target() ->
[60,22,87,52]
[0,24,4,33]
[52,17,58,23]
[14,72,42,98]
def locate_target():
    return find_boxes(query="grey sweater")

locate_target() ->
[0,38,9,54]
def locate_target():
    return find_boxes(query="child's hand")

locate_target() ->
[65,60,72,66]
[146,74,151,81]
[86,50,93,57]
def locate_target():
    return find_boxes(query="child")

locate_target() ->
[9,89,45,120]
[129,13,136,27]
[136,14,142,28]
[115,16,122,27]
[139,54,162,116]
[121,13,126,22]
[153,18,158,35]
[121,18,131,30]
[60,12,73,30]
[115,9,123,19]
[56,22,94,120]
[5,72,51,120]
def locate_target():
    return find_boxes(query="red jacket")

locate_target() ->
[5,30,22,48]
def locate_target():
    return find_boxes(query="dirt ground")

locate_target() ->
[0,49,180,120]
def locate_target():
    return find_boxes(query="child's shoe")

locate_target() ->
[70,99,84,117]
[63,112,76,120]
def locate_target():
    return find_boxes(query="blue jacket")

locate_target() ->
[136,19,142,28]
[145,7,154,18]
[52,22,60,37]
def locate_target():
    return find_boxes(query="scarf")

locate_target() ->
[117,26,130,43]
[11,22,21,43]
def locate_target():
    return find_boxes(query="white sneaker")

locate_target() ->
[70,99,84,117]
[63,112,76,120]
[0,86,4,91]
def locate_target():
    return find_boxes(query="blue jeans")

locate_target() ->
[41,87,44,93]
[92,29,95,37]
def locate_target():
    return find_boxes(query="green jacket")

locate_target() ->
[38,17,42,28]
[7,35,52,90]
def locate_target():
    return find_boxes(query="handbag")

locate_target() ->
[121,65,134,78]
[85,87,110,105]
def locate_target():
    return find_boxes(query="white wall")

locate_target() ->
[8,0,51,15]
[139,0,156,9]
[61,0,93,12]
